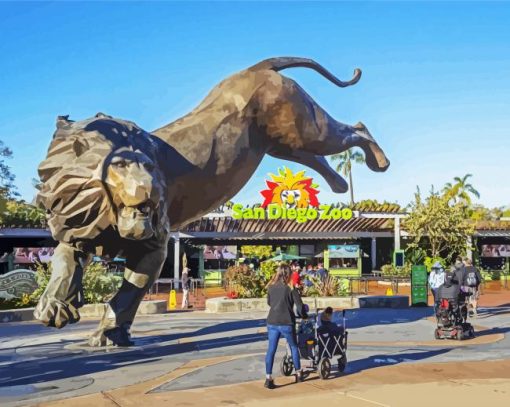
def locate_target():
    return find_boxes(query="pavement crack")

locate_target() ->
[345,392,391,407]
[101,391,122,406]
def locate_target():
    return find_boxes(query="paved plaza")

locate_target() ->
[1,306,510,406]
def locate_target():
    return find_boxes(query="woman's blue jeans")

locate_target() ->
[265,324,301,375]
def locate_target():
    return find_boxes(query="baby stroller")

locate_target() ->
[434,298,474,340]
[280,308,348,379]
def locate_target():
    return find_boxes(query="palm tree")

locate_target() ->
[443,174,480,206]
[330,149,365,205]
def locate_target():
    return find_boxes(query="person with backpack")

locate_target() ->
[454,256,470,321]
[463,257,482,316]
[428,261,445,312]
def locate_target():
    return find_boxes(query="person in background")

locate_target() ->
[181,267,191,309]
[453,256,469,321]
[438,258,464,321]
[317,262,328,281]
[462,257,483,317]
[428,261,445,312]
[300,265,313,288]
[290,262,301,290]
[265,264,308,389]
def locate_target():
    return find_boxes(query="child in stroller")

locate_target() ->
[281,306,348,379]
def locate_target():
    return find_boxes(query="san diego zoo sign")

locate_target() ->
[231,167,353,223]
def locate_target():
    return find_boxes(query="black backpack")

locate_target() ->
[465,268,478,287]
[443,271,455,288]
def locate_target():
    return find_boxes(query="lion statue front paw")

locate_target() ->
[33,297,80,329]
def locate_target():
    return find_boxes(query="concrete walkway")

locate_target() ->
[1,306,510,406]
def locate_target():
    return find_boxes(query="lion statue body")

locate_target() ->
[34,57,390,346]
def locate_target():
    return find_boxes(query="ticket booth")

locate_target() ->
[321,244,361,278]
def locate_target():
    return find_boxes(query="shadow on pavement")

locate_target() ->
[0,310,459,389]
[331,348,452,377]
[0,330,268,388]
[340,307,434,329]
[473,326,510,338]
[476,306,510,318]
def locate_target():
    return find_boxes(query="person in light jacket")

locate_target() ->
[428,261,445,312]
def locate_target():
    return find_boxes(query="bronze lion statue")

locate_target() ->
[34,57,390,346]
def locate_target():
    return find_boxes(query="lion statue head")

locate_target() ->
[37,113,169,248]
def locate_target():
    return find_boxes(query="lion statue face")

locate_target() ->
[37,114,169,246]
[105,149,162,240]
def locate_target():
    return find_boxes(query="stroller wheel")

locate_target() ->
[318,358,331,380]
[337,355,347,373]
[280,355,294,376]
[434,328,441,340]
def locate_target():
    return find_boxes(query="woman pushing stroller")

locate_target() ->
[264,264,308,389]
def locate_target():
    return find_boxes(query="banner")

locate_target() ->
[481,245,510,257]
[13,248,54,264]
[203,245,237,260]
[328,245,360,259]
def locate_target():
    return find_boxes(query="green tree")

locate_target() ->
[405,188,474,263]
[469,205,503,221]
[0,141,17,198]
[330,148,365,205]
[443,174,480,206]
[1,200,46,227]
[240,245,273,259]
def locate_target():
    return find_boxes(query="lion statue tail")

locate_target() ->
[248,57,361,88]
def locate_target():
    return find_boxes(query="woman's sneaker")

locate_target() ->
[264,379,275,389]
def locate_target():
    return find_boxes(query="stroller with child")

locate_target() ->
[280,306,348,379]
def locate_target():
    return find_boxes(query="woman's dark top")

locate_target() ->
[266,281,307,325]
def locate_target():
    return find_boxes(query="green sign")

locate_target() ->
[411,265,428,306]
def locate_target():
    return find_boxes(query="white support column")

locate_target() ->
[394,217,401,251]
[174,237,180,289]
[371,237,377,271]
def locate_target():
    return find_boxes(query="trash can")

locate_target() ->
[411,265,428,307]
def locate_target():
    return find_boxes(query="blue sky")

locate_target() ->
[1,1,509,208]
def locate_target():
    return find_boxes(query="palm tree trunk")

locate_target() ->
[349,169,354,205]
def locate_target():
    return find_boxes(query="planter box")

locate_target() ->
[205,296,359,313]
[0,300,167,323]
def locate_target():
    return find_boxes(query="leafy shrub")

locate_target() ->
[82,262,123,303]
[224,264,268,298]
[27,261,122,306]
[424,256,446,272]
[381,263,412,278]
[303,275,349,297]
[259,260,278,281]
